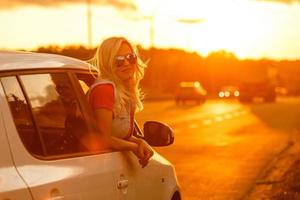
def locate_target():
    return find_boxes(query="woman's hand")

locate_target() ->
[128,136,154,168]
[136,140,154,168]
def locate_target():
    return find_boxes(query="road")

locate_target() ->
[136,97,300,200]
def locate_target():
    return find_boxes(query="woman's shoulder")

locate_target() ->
[94,79,115,85]
[87,79,117,99]
[90,79,115,90]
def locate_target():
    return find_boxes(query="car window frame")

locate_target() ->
[1,75,47,156]
[0,68,112,160]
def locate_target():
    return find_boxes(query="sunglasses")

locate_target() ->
[115,53,137,67]
[55,84,71,93]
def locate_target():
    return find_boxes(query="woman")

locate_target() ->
[88,37,153,167]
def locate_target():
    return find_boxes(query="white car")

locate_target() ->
[0,51,181,200]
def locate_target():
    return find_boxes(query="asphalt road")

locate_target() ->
[136,97,300,200]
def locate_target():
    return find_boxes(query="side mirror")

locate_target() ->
[143,121,174,147]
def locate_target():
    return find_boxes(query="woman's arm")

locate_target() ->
[127,135,143,144]
[128,135,154,168]
[94,108,152,167]
[94,108,138,152]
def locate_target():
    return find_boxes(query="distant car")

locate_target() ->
[175,81,207,105]
[0,51,181,200]
[238,81,276,103]
[218,86,240,99]
[275,86,288,96]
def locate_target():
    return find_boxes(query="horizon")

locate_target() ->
[2,44,300,62]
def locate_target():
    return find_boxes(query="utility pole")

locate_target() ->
[140,15,155,48]
[87,0,92,48]
[150,15,155,48]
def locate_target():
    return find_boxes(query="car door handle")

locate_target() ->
[117,179,129,189]
[49,188,65,200]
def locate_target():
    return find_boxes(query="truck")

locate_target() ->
[237,61,277,103]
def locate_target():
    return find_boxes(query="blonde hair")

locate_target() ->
[88,37,146,113]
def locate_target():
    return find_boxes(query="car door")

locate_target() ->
[0,85,33,200]
[75,72,165,199]
[0,73,120,200]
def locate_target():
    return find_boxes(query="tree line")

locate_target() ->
[35,45,300,98]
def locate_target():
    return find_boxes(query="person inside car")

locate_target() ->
[87,37,153,167]
[51,74,89,153]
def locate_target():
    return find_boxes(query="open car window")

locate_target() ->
[1,72,103,158]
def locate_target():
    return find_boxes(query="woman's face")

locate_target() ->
[114,42,137,81]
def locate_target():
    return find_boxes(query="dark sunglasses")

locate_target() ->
[115,53,137,67]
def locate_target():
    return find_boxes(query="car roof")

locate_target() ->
[0,50,96,72]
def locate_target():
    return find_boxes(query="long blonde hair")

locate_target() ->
[88,37,146,113]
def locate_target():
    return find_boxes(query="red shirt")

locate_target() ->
[89,84,114,111]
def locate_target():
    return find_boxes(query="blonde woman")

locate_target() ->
[87,37,153,167]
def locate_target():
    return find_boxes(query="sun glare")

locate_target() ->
[0,0,300,59]
[135,0,300,59]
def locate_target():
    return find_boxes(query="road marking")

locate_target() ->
[186,109,250,127]
[214,116,224,122]
[189,123,199,129]
[224,114,232,119]
[233,112,240,117]
[202,119,213,125]
[215,141,229,147]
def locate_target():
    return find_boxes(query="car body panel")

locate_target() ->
[0,82,33,200]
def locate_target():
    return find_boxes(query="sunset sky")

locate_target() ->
[0,0,300,60]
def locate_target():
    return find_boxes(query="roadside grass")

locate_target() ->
[245,97,300,200]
